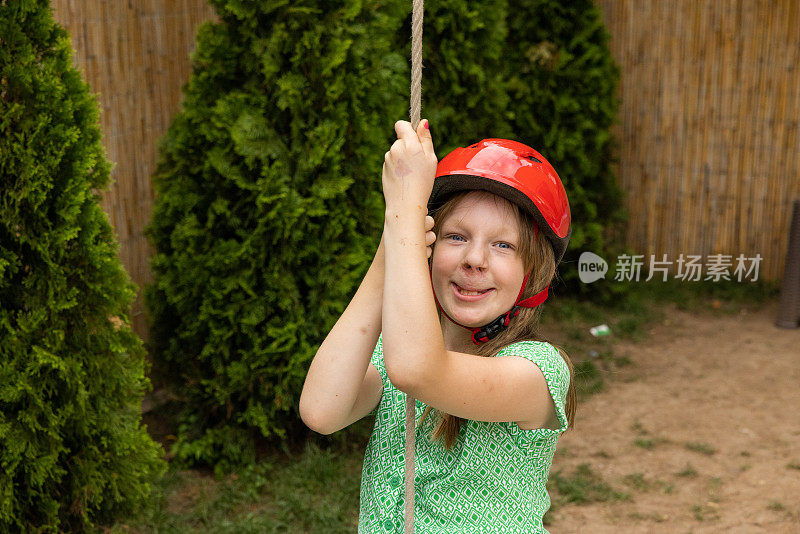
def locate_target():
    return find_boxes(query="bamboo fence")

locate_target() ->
[51,1,799,342]
[596,0,800,285]
[51,0,217,341]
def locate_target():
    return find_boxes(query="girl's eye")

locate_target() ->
[447,234,466,242]
[496,242,514,250]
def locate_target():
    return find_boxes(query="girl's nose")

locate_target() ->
[462,243,489,271]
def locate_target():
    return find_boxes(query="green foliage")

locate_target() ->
[145,0,411,472]
[544,462,628,523]
[146,0,622,471]
[0,1,165,531]
[106,423,373,533]
[685,441,716,456]
[573,359,603,397]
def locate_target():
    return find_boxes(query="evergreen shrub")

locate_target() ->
[0,1,165,531]
[146,0,623,471]
[145,0,411,472]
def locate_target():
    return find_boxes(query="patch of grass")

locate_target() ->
[544,287,658,345]
[547,463,630,507]
[691,503,720,521]
[621,473,672,495]
[613,316,648,341]
[628,511,669,522]
[740,464,751,472]
[554,447,570,458]
[630,421,668,449]
[622,472,651,492]
[546,298,606,326]
[621,278,779,314]
[573,359,604,397]
[108,419,374,533]
[544,463,629,525]
[545,276,778,351]
[621,374,643,383]
[636,437,668,449]
[767,501,786,512]
[786,461,800,471]
[677,463,698,477]
[562,325,586,343]
[685,442,716,456]
[613,354,633,367]
[630,419,648,435]
[545,459,629,527]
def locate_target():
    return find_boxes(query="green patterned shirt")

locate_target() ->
[358,335,570,533]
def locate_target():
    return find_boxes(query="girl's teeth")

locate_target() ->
[458,286,486,296]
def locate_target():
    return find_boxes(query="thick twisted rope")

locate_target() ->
[404,1,424,532]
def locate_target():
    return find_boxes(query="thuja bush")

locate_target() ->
[147,0,623,471]
[0,1,164,531]
[144,0,411,472]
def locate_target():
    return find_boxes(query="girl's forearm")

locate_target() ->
[381,207,445,389]
[299,236,385,434]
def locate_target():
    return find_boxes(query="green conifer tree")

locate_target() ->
[0,1,165,530]
[145,0,410,471]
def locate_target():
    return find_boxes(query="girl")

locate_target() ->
[299,120,576,533]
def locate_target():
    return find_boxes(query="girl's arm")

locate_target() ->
[380,120,445,388]
[299,236,385,434]
[299,219,437,434]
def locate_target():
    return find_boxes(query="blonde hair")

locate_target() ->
[420,190,577,450]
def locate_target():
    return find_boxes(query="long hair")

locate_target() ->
[419,190,577,450]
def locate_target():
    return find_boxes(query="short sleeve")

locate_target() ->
[497,340,570,434]
[366,335,386,418]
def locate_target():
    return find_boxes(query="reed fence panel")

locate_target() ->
[52,0,217,342]
[596,0,800,284]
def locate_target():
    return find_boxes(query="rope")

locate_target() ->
[409,0,424,131]
[404,2,424,532]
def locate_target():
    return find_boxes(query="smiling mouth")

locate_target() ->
[453,283,493,296]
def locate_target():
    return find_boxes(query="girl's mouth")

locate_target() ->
[451,283,494,301]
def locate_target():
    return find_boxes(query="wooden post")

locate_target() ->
[776,199,800,328]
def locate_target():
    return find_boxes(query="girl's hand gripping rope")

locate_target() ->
[382,119,438,214]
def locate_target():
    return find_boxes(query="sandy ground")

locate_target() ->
[544,299,800,534]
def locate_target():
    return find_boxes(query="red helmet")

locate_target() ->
[428,139,571,266]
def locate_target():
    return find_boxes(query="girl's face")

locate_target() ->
[431,191,527,329]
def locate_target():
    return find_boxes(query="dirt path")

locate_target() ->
[545,298,800,533]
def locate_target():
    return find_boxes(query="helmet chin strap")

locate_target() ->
[429,226,549,344]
